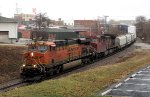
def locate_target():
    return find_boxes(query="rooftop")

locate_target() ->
[0,16,17,23]
[32,28,75,33]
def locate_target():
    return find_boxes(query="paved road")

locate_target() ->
[101,65,150,97]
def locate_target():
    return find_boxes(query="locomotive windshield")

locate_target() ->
[28,45,48,52]
[37,45,48,52]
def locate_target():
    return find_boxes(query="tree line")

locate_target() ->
[135,16,150,42]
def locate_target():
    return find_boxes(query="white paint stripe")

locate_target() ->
[143,68,146,70]
[101,89,112,96]
[135,73,150,76]
[131,74,137,77]
[123,83,150,86]
[124,78,130,82]
[113,89,150,93]
[141,71,150,72]
[131,78,150,80]
[136,74,145,75]
[115,83,122,88]
[137,71,142,74]
[147,66,150,68]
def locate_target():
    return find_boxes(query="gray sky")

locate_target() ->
[0,0,150,23]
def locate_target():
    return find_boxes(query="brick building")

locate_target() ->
[74,20,102,37]
[18,29,31,39]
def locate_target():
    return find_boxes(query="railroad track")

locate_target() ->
[0,79,30,93]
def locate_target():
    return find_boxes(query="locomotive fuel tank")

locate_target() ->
[63,60,82,70]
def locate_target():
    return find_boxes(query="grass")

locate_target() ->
[0,45,26,83]
[1,49,150,97]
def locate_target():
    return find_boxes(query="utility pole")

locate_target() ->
[104,16,109,33]
[97,16,101,35]
[0,6,1,16]
[97,16,105,36]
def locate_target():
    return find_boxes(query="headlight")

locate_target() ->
[33,64,37,68]
[31,52,34,57]
[22,64,26,67]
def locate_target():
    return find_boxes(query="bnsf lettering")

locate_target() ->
[67,47,79,52]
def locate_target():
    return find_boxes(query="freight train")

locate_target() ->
[20,26,136,78]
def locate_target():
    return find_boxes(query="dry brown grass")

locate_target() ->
[0,45,26,83]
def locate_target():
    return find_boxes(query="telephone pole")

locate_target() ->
[104,16,109,33]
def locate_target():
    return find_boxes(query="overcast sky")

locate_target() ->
[0,0,150,23]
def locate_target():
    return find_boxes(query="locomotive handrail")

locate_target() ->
[33,58,43,73]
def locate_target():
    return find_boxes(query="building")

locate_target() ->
[14,13,35,21]
[74,20,102,37]
[109,20,135,25]
[0,16,18,43]
[18,29,31,39]
[50,18,64,26]
[31,28,79,41]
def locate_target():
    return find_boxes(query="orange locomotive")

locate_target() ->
[20,38,94,77]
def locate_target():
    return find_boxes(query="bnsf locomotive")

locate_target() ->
[20,38,94,77]
[20,30,136,78]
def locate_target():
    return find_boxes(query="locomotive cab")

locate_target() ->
[21,41,56,77]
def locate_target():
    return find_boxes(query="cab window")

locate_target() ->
[37,45,48,52]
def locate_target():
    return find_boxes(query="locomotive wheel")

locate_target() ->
[54,65,63,74]
[104,50,109,56]
[82,58,89,65]
[89,57,94,63]
[56,68,60,74]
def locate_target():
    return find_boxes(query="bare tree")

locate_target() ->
[31,13,52,41]
[136,16,147,23]
[35,13,51,29]
[135,16,147,39]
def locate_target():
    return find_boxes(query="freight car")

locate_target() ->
[20,28,136,78]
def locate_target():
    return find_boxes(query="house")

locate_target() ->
[0,16,18,43]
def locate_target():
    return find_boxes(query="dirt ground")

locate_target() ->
[0,45,26,84]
